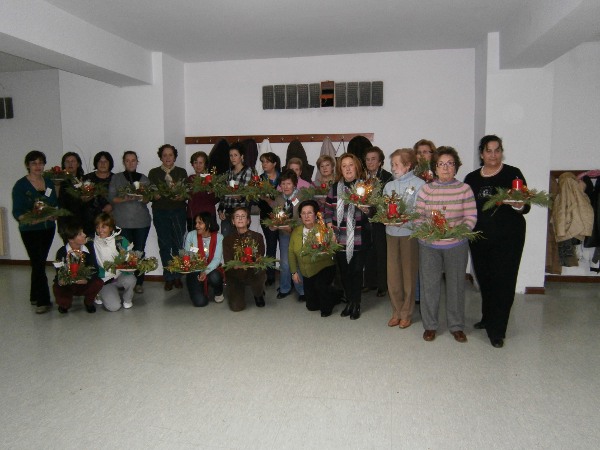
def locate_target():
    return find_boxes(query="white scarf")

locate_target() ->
[94,228,122,281]
[161,164,174,185]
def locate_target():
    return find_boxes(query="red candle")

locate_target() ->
[182,255,190,263]
[69,263,80,278]
[244,246,253,256]
[512,178,523,190]
[204,175,212,184]
[388,203,398,216]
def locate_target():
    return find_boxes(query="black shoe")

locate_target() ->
[474,321,486,329]
[58,306,68,314]
[298,295,305,302]
[254,295,266,307]
[321,310,332,317]
[490,338,504,348]
[376,289,387,297]
[85,304,96,314]
[349,303,361,320]
[265,279,275,286]
[361,286,376,293]
[276,290,290,299]
[341,302,353,317]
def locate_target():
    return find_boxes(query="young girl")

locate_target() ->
[93,213,137,311]
[184,212,224,307]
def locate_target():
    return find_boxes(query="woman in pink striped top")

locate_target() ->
[415,147,477,344]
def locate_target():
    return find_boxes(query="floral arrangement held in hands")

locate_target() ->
[413,159,434,183]
[54,249,96,285]
[165,249,208,273]
[154,179,190,200]
[261,205,299,229]
[341,178,381,207]
[191,167,223,194]
[301,212,343,261]
[20,196,72,225]
[482,178,552,212]
[66,179,108,200]
[410,209,482,243]
[44,166,74,183]
[103,243,158,274]
[299,182,332,201]
[242,173,278,202]
[369,190,420,225]
[117,181,155,202]
[222,236,277,272]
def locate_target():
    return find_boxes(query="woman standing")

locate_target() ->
[12,150,58,314]
[464,135,529,348]
[288,200,337,317]
[109,151,152,294]
[258,152,281,286]
[315,155,336,185]
[413,139,436,183]
[184,212,224,307]
[82,151,114,236]
[323,153,372,320]
[416,147,477,343]
[148,144,188,291]
[384,149,425,329]
[187,151,218,231]
[271,170,304,300]
[217,144,252,237]
[57,152,86,233]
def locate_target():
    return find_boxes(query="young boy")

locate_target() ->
[53,221,104,313]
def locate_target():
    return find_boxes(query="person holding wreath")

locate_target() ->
[464,135,530,348]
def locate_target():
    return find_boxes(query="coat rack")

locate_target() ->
[185,133,374,145]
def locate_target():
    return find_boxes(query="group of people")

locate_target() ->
[12,135,528,348]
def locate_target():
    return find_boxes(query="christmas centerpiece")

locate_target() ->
[482,178,552,212]
[261,205,299,229]
[369,190,420,226]
[44,166,73,183]
[242,172,278,202]
[300,212,343,261]
[117,181,155,202]
[214,178,245,199]
[19,196,72,225]
[191,167,223,194]
[65,179,108,200]
[54,249,96,285]
[413,159,435,183]
[154,179,190,200]
[299,182,332,201]
[410,209,482,242]
[342,178,381,207]
[165,250,208,274]
[102,244,158,274]
[222,236,277,272]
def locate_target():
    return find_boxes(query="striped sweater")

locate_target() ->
[415,179,477,248]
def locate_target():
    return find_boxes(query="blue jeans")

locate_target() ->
[152,208,186,282]
[186,270,224,307]
[278,232,304,295]
[120,226,150,286]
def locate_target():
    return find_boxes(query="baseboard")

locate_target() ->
[0,259,165,282]
[545,275,600,283]
[524,287,545,295]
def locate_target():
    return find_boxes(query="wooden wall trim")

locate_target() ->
[525,287,546,295]
[185,133,374,145]
[546,275,600,283]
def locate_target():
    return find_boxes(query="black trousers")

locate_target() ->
[304,265,336,314]
[20,228,55,306]
[470,230,525,339]
[364,222,388,291]
[260,223,279,283]
[335,250,365,305]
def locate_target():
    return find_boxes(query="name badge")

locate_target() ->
[45,188,52,197]
[292,198,299,206]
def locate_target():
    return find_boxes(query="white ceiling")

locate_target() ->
[40,0,526,62]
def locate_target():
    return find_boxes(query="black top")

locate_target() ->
[464,164,529,239]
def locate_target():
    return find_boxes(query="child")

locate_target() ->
[93,213,137,311]
[53,221,104,314]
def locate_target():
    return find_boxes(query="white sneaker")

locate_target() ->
[123,301,133,309]
[94,295,103,305]
[214,294,225,303]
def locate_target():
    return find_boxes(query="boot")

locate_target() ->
[340,302,353,317]
[349,303,361,320]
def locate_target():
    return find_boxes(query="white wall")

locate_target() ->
[485,33,554,291]
[184,49,477,175]
[0,69,63,259]
[161,54,186,153]
[549,42,600,169]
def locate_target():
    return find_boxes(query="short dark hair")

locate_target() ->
[192,212,219,233]
[279,169,298,186]
[365,146,385,164]
[158,144,178,159]
[59,219,83,242]
[298,200,319,216]
[61,152,84,177]
[93,151,114,171]
[122,150,138,162]
[24,150,46,168]
[94,212,115,231]
[432,146,462,173]
[478,135,503,166]
[260,152,280,168]
[190,151,208,166]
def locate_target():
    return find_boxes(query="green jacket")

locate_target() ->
[288,226,334,279]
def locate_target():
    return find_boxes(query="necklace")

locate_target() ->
[480,164,503,178]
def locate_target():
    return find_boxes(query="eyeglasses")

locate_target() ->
[436,161,456,168]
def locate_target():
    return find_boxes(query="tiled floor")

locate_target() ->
[1,265,599,449]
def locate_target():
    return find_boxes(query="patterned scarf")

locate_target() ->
[336,181,355,263]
